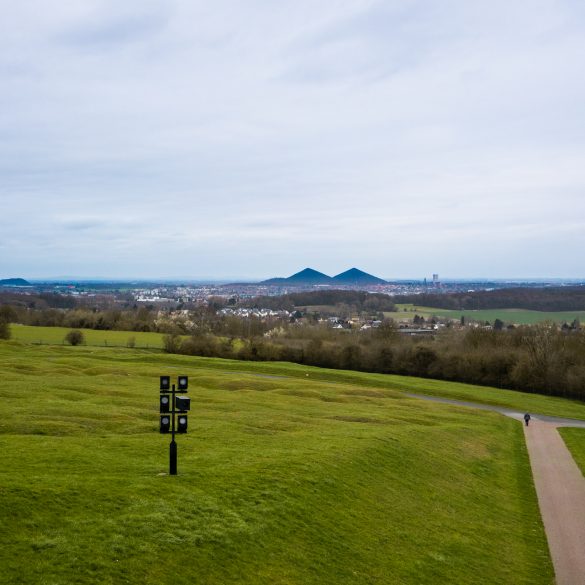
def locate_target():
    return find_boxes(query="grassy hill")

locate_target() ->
[0,342,559,584]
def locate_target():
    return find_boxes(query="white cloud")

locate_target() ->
[1,0,584,278]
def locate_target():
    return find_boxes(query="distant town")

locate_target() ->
[2,268,583,308]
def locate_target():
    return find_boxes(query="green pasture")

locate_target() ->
[11,324,165,348]
[296,302,585,325]
[393,303,585,325]
[0,342,557,584]
[558,428,585,475]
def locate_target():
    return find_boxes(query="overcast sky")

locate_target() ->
[1,0,584,280]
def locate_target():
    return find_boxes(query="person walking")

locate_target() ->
[524,413,531,426]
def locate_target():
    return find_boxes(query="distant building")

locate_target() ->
[397,328,436,336]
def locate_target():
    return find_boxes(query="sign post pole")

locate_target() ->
[159,376,189,476]
[170,383,177,475]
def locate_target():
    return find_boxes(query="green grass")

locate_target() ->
[133,354,585,422]
[11,324,166,348]
[0,342,556,584]
[394,304,585,325]
[9,323,585,419]
[298,303,585,325]
[295,304,341,313]
[558,428,585,475]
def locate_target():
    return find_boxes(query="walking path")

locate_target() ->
[236,371,585,581]
[406,393,585,585]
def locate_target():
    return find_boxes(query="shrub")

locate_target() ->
[180,334,219,357]
[163,334,181,353]
[0,319,11,340]
[0,306,17,323]
[65,329,84,346]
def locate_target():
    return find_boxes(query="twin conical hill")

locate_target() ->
[261,267,386,286]
[287,268,333,284]
[261,268,333,285]
[332,268,387,285]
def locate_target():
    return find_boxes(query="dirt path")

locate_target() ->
[405,393,585,585]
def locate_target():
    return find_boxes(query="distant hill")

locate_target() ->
[261,267,387,287]
[262,268,333,286]
[0,278,30,286]
[333,268,387,285]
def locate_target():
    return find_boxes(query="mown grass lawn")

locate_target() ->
[558,428,585,475]
[0,342,556,584]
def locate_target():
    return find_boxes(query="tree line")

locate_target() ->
[162,320,585,402]
[0,301,281,337]
[398,286,585,311]
[241,290,397,312]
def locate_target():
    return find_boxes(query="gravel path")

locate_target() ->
[406,393,585,585]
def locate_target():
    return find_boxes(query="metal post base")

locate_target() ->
[170,440,177,475]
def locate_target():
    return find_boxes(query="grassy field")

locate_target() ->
[558,428,585,475]
[11,324,166,348]
[11,326,585,419]
[0,341,558,584]
[393,303,585,325]
[294,302,585,324]
[134,354,585,422]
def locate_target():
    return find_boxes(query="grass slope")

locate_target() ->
[558,428,585,475]
[103,350,585,421]
[0,342,554,584]
[10,327,585,420]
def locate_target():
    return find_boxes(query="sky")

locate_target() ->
[1,0,584,280]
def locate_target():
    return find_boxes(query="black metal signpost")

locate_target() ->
[160,375,190,475]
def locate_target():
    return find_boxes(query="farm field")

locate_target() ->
[393,304,585,325]
[10,324,166,348]
[0,341,562,584]
[294,303,585,325]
